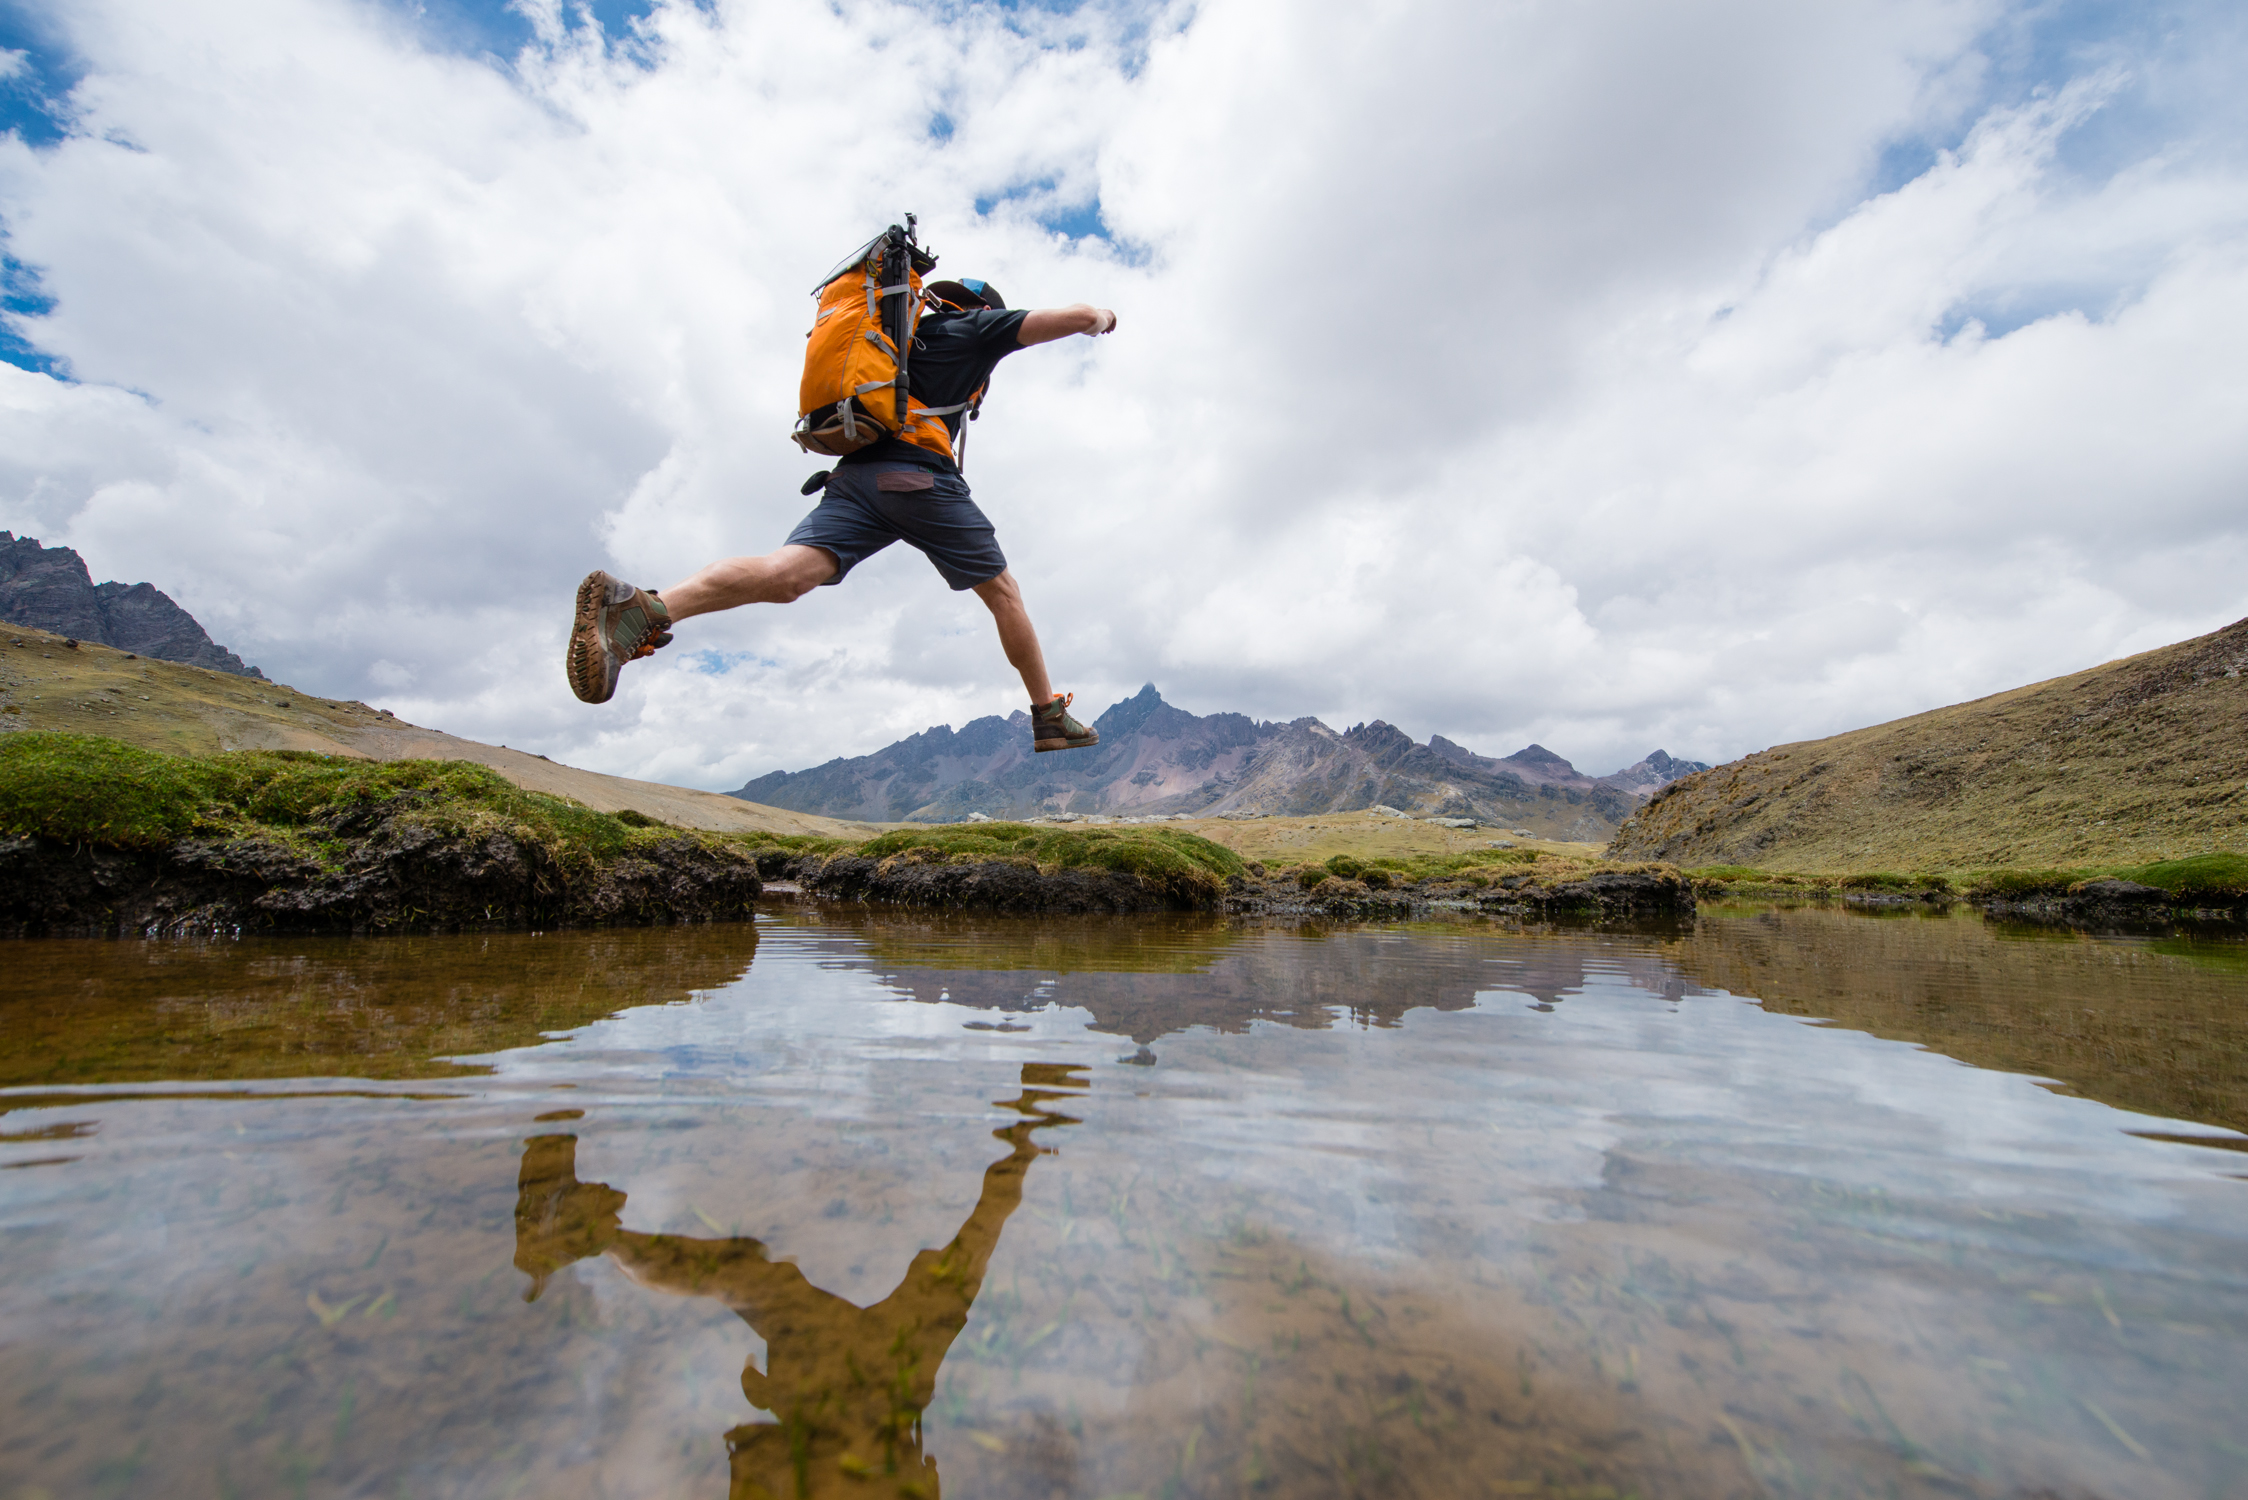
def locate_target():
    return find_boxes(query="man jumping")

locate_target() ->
[565,276,1116,754]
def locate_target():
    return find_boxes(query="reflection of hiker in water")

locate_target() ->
[513,1064,1083,1500]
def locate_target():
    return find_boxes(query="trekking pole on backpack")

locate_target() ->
[886,216,916,438]
[791,216,940,458]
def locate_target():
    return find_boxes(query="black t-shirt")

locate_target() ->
[837,306,1027,472]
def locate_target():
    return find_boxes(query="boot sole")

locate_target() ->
[1034,732,1099,753]
[566,571,621,704]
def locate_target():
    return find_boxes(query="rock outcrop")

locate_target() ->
[0,531,264,678]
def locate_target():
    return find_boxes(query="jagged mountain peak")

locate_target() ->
[1502,743,1578,773]
[0,531,263,679]
[1427,734,1476,765]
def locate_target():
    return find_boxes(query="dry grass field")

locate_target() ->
[1167,810,1603,869]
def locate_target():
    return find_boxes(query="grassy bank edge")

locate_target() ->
[1682,854,2248,904]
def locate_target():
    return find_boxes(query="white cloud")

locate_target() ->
[0,0,2242,788]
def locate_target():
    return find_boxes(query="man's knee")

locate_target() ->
[770,545,839,601]
[972,569,1021,611]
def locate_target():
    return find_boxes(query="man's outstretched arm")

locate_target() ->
[1018,304,1118,345]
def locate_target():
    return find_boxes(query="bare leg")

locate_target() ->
[659,544,838,623]
[972,569,1053,705]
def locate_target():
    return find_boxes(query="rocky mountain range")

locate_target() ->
[729,684,1707,839]
[1,532,263,678]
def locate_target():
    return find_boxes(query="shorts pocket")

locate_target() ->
[875,470,936,493]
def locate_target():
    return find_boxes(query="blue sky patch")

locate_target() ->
[0,2,82,148]
[0,242,63,377]
[684,649,777,676]
[1938,281,2116,343]
[975,180,1112,245]
[1040,199,1107,241]
[380,0,671,62]
[1872,0,2243,195]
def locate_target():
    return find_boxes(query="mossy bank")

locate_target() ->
[0,736,1290,935]
[0,734,767,936]
[773,828,1696,921]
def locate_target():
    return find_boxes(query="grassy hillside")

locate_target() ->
[0,623,871,837]
[1610,616,2248,872]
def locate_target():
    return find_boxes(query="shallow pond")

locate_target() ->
[3,906,2245,1500]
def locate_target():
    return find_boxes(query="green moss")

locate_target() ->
[859,824,1043,862]
[1966,868,2083,899]
[1961,854,2244,903]
[0,732,223,848]
[1686,865,1771,882]
[0,732,731,874]
[2117,853,2248,900]
[854,823,1246,896]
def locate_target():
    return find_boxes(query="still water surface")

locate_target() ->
[3,906,2245,1499]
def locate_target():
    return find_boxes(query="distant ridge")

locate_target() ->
[0,532,264,679]
[1608,616,2248,870]
[729,684,1707,840]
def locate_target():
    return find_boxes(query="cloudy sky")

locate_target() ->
[1,0,2242,789]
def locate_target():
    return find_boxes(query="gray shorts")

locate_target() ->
[784,463,1008,591]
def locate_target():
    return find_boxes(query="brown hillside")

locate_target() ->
[0,623,875,839]
[1608,615,2248,871]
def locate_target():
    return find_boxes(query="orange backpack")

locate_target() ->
[792,217,971,463]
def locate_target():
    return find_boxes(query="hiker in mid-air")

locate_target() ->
[567,218,1115,753]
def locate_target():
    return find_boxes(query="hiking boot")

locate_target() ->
[567,570,673,704]
[1032,692,1099,753]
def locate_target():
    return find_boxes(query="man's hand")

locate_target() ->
[1019,304,1119,345]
